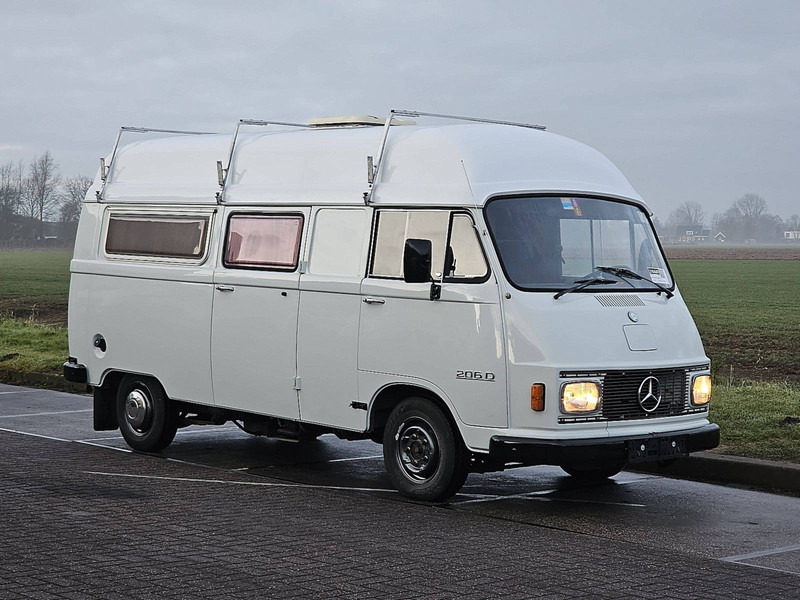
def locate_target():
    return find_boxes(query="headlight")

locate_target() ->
[560,381,601,413]
[692,375,711,405]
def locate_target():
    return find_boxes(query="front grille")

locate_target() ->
[559,364,708,423]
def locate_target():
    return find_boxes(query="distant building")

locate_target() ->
[714,232,726,243]
[675,226,711,243]
[785,231,800,241]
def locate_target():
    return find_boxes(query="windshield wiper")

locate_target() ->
[595,266,674,299]
[553,278,618,300]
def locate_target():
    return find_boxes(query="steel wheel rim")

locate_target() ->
[396,418,439,481]
[125,388,153,435]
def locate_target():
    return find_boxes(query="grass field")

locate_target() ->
[1,249,799,462]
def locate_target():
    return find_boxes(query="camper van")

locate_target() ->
[64,110,719,501]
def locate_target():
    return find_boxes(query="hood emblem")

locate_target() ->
[628,311,639,323]
[637,376,662,413]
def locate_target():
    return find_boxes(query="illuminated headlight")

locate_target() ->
[560,382,601,413]
[692,374,712,406]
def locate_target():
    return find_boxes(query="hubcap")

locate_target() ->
[125,389,153,432]
[397,419,439,481]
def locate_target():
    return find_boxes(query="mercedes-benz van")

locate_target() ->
[64,110,719,500]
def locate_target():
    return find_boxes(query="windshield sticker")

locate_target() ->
[571,199,583,216]
[647,267,669,284]
[561,198,574,210]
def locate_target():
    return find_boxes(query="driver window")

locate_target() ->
[371,211,448,279]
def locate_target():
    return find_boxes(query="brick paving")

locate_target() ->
[0,430,797,599]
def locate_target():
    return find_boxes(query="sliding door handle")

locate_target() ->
[216,285,235,292]
[362,297,385,305]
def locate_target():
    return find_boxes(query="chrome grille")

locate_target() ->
[559,364,709,423]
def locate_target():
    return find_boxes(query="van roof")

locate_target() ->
[93,122,646,211]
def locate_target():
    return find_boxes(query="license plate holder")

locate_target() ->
[626,435,688,462]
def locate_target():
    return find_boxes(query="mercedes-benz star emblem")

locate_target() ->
[628,311,639,322]
[637,376,662,413]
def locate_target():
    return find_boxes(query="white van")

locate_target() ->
[65,110,719,501]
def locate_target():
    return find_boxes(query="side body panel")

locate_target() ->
[296,207,372,430]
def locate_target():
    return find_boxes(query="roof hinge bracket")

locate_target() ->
[293,377,302,390]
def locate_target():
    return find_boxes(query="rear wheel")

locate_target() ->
[116,375,178,452]
[383,397,469,501]
[560,460,627,481]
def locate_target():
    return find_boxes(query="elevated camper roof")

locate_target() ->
[89,112,646,212]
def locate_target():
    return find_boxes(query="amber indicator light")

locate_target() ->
[531,384,545,411]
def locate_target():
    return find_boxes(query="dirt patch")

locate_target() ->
[0,299,68,327]
[665,245,800,260]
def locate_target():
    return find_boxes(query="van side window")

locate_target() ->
[224,214,303,270]
[370,210,488,282]
[105,214,210,259]
[447,214,489,281]
[371,210,449,279]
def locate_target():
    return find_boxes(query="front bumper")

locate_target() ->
[489,423,720,466]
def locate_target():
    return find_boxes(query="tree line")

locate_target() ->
[0,152,92,245]
[655,195,800,243]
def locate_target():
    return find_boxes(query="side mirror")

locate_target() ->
[403,238,433,283]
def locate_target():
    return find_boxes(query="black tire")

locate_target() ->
[116,374,178,452]
[383,397,469,501]
[560,460,627,481]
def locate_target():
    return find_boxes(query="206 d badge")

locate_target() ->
[456,370,496,382]
[638,376,662,413]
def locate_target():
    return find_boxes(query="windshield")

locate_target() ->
[484,196,672,292]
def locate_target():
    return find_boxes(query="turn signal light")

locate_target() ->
[531,384,545,411]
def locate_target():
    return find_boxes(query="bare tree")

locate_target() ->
[0,161,25,240]
[60,175,92,225]
[669,201,706,227]
[787,214,800,232]
[733,193,768,220]
[22,152,60,239]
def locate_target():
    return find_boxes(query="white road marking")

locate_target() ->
[80,426,242,442]
[0,426,70,442]
[0,390,41,395]
[83,470,398,493]
[720,544,800,563]
[0,409,93,418]
[454,476,654,506]
[326,454,383,463]
[527,496,646,508]
[75,441,132,453]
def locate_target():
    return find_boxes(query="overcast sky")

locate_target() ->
[1,0,798,221]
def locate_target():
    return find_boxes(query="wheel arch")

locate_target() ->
[368,382,463,441]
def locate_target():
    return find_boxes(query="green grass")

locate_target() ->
[0,251,72,304]
[671,259,800,385]
[0,318,68,375]
[711,382,800,462]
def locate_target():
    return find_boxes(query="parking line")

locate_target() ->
[83,470,398,493]
[0,391,40,395]
[0,409,93,418]
[80,426,242,442]
[0,426,71,442]
[720,544,800,563]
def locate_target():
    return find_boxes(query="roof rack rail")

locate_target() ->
[217,119,312,202]
[98,126,217,201]
[365,109,546,203]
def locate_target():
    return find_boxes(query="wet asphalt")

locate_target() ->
[1,382,798,579]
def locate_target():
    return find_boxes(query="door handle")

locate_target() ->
[216,285,235,292]
[362,297,385,305]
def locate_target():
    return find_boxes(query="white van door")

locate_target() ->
[211,208,309,419]
[358,210,508,428]
[296,207,372,430]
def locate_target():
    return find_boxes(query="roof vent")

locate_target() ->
[308,115,415,127]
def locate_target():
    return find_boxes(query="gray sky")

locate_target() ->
[1,0,798,221]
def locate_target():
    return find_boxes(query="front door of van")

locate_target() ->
[210,208,309,419]
[358,210,508,428]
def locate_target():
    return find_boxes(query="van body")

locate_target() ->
[65,112,719,500]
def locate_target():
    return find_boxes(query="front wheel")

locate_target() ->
[383,397,469,501]
[116,375,178,452]
[560,460,627,481]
